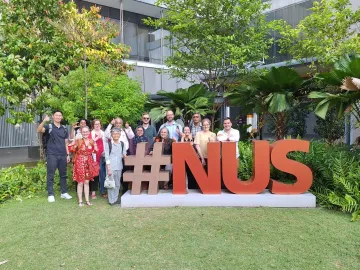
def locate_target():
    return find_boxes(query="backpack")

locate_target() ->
[101,139,125,164]
[42,123,68,151]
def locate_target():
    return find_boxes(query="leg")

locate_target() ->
[120,162,129,195]
[99,162,106,195]
[90,176,99,198]
[57,155,68,194]
[108,170,121,204]
[46,155,57,196]
[77,182,84,206]
[84,180,92,205]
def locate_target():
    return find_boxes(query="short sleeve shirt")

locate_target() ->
[44,124,68,156]
[194,131,216,158]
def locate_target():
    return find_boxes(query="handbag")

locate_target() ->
[104,174,115,189]
[88,159,100,178]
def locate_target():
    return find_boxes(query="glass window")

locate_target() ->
[124,22,138,57]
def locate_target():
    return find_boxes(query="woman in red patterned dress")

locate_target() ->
[90,119,105,199]
[69,126,98,206]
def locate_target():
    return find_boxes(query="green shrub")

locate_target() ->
[0,162,74,203]
[237,140,360,221]
[0,163,46,203]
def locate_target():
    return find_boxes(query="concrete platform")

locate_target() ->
[121,189,316,208]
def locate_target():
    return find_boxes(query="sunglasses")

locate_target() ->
[142,117,150,120]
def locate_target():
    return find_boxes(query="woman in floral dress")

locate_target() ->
[69,126,98,206]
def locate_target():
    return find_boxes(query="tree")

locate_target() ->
[275,0,360,68]
[144,0,274,122]
[48,64,147,125]
[314,107,345,144]
[146,84,215,126]
[309,55,360,124]
[50,2,131,119]
[0,0,81,124]
[226,67,308,140]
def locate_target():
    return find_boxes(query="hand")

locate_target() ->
[122,154,127,159]
[43,115,50,122]
[125,122,130,129]
[107,169,112,176]
[181,133,185,138]
[111,119,115,125]
[72,122,79,128]
[66,156,71,163]
[201,158,206,166]
[149,151,153,155]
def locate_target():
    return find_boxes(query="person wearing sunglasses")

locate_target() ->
[141,112,157,148]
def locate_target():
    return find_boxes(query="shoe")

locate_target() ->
[48,196,55,203]
[61,193,72,200]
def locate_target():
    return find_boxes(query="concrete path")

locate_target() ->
[0,147,39,169]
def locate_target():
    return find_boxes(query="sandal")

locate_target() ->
[86,201,93,206]
[78,202,84,207]
[102,194,108,198]
[91,194,97,199]
[163,183,169,190]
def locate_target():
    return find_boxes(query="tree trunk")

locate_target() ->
[84,47,88,119]
[274,112,287,140]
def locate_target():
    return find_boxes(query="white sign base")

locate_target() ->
[120,189,316,208]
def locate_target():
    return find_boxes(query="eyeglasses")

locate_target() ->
[193,116,199,118]
[142,117,150,120]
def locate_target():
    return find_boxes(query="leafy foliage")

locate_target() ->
[226,67,308,140]
[274,0,360,67]
[309,55,360,124]
[314,107,345,144]
[147,84,215,125]
[144,0,275,119]
[0,0,81,123]
[238,140,360,221]
[48,64,146,124]
[0,163,46,203]
[50,2,131,119]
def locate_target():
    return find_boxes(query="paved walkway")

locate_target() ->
[0,147,39,169]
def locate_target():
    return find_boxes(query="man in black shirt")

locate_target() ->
[38,110,72,202]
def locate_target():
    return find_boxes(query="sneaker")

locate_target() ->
[61,193,72,200]
[48,195,55,203]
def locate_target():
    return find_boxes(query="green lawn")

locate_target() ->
[1,192,359,270]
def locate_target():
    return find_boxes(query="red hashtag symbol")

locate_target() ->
[123,142,171,195]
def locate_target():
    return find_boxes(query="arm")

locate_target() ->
[37,115,50,133]
[104,138,112,175]
[124,126,135,139]
[195,144,205,165]
[104,124,112,139]
[120,131,129,151]
[122,141,127,158]
[216,131,227,142]
[229,130,240,142]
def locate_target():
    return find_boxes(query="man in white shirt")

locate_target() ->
[104,118,135,151]
[217,117,240,159]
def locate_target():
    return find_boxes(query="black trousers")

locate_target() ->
[46,154,67,196]
[90,175,99,192]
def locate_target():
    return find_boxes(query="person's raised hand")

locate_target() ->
[125,122,130,129]
[111,119,115,125]
[72,122,79,128]
[43,115,50,122]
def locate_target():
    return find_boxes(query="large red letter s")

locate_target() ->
[269,140,313,194]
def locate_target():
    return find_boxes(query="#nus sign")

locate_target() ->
[123,139,313,195]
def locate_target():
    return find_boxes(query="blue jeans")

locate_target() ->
[99,161,106,194]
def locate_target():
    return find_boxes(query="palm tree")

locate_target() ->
[226,67,308,140]
[309,55,360,124]
[146,84,216,125]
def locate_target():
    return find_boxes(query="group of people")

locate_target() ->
[37,109,239,207]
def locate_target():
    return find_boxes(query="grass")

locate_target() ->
[1,192,360,270]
